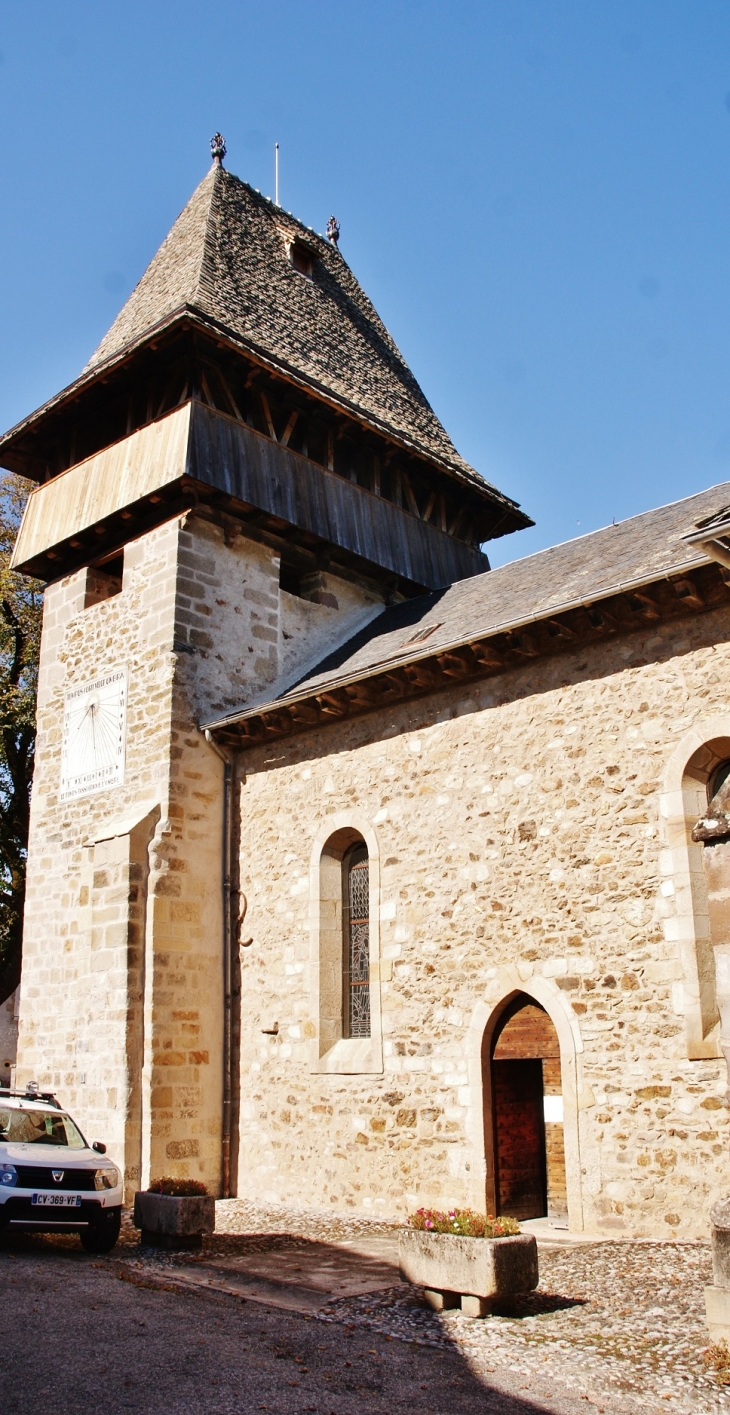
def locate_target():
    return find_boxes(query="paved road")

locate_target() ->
[3,1240,617,1415]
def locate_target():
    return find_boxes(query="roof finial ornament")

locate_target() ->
[326,215,340,247]
[210,133,227,167]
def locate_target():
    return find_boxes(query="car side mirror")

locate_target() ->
[92,1141,106,1154]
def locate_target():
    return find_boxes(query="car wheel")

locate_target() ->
[80,1208,122,1254]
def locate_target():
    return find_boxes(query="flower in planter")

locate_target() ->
[407,1207,520,1237]
[147,1177,210,1197]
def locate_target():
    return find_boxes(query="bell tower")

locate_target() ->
[1,138,530,1196]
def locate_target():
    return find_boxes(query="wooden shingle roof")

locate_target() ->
[84,163,491,491]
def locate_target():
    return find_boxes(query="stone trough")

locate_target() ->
[398,1228,539,1318]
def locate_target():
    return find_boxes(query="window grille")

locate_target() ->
[344,846,370,1038]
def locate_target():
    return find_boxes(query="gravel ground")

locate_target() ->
[323,1240,725,1415]
[1,1229,620,1415]
[126,1201,729,1415]
[4,1201,729,1415]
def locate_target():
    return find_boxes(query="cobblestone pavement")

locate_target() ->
[123,1202,730,1415]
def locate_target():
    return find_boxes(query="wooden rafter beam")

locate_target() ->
[402,472,421,519]
[506,629,539,657]
[259,393,277,441]
[670,576,704,610]
[344,681,382,706]
[547,618,577,640]
[318,690,350,717]
[436,649,474,678]
[470,640,504,669]
[280,410,299,447]
[288,702,321,725]
[586,605,618,632]
[627,589,660,620]
[379,669,409,695]
[403,662,440,689]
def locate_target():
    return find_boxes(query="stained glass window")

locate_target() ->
[344,845,370,1038]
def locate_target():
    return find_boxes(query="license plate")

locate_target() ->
[31,1193,82,1207]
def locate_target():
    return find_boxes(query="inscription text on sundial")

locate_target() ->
[60,668,128,802]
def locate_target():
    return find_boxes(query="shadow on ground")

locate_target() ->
[1,1227,606,1415]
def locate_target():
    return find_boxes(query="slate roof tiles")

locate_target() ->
[206,479,730,729]
[86,164,495,492]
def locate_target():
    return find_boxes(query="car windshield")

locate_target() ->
[0,1107,86,1149]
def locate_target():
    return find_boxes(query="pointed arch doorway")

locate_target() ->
[488,993,567,1221]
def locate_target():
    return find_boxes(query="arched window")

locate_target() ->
[343,844,370,1038]
[310,820,382,1074]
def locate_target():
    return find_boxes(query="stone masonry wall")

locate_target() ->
[234,602,730,1237]
[16,519,180,1190]
[16,480,384,1197]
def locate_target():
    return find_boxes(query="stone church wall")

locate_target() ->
[234,601,730,1238]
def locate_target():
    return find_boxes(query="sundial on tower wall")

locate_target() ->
[59,667,128,803]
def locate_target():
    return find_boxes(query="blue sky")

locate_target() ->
[2,2,730,566]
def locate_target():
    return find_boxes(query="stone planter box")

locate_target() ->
[399,1228,539,1318]
[133,1191,216,1250]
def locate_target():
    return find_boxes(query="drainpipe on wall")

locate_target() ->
[205,729,235,1199]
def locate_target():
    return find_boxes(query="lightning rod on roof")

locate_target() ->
[275,143,280,206]
[211,133,226,167]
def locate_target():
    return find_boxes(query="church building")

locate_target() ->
[4,137,730,1237]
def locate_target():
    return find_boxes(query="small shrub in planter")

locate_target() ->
[399,1206,538,1317]
[147,1178,210,1197]
[133,1176,216,1250]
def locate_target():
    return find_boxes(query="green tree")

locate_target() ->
[0,473,42,1002]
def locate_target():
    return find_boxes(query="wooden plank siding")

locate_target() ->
[12,404,192,572]
[12,400,488,591]
[187,403,488,588]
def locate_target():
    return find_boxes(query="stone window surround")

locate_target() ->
[659,716,730,1060]
[464,968,587,1232]
[308,813,383,1075]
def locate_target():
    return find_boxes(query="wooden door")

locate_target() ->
[492,1058,547,1219]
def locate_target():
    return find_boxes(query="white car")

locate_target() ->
[0,1085,122,1252]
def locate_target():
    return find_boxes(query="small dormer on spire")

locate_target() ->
[210,133,227,167]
